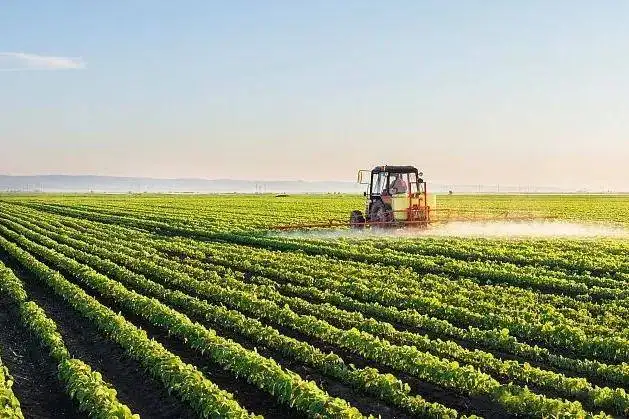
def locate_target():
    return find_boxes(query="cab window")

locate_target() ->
[408,172,418,194]
[371,172,389,194]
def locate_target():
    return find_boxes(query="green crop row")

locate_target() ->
[0,205,467,418]
[9,192,629,231]
[51,206,625,336]
[15,198,629,296]
[0,237,258,419]
[5,202,620,342]
[11,216,465,419]
[183,238,622,337]
[0,356,23,419]
[86,235,629,416]
[189,234,629,363]
[3,196,629,418]
[0,260,139,418]
[364,236,629,280]
[5,205,629,393]
[220,233,629,302]
[6,205,629,403]
[1,215,615,419]
[0,226,365,419]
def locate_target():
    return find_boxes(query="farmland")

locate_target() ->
[0,193,628,418]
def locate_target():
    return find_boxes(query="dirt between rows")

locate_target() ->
[75,247,506,418]
[0,251,198,419]
[7,210,615,417]
[168,298,415,418]
[191,259,623,415]
[30,251,303,419]
[19,222,506,418]
[220,259,623,391]
[0,294,82,419]
[86,241,509,417]
[127,258,514,418]
[272,281,621,389]
[94,291,405,419]
[235,306,513,419]
[110,242,514,417]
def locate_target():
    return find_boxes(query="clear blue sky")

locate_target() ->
[1,1,628,190]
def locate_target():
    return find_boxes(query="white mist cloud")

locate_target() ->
[271,221,629,240]
[0,52,86,71]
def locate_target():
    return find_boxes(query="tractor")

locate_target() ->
[350,165,435,229]
[268,164,553,231]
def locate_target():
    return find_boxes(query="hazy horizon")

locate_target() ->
[2,1,628,191]
[0,173,620,194]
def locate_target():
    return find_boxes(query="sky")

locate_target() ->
[1,1,628,191]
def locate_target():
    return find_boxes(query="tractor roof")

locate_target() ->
[371,165,418,174]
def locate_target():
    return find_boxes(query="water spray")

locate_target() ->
[269,221,629,240]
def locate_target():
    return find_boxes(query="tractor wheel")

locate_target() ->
[370,201,393,226]
[350,210,366,229]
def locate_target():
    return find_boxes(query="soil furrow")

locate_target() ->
[0,251,198,419]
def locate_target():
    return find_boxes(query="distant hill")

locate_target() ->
[0,175,364,193]
[0,175,592,194]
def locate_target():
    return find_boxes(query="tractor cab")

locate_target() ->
[350,165,434,228]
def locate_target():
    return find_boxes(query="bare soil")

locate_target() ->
[0,251,198,419]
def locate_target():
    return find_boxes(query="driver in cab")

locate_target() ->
[389,174,407,194]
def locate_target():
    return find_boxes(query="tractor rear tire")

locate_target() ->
[370,201,393,226]
[350,210,366,229]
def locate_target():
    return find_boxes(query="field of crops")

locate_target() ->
[1,193,628,418]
